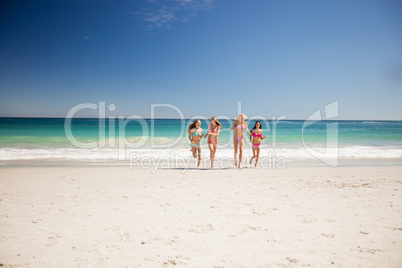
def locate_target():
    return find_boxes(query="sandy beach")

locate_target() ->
[0,165,401,267]
[2,0,402,266]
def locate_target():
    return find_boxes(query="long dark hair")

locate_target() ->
[211,116,222,127]
[187,120,200,133]
[250,121,262,141]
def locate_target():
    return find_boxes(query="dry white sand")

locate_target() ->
[1,165,401,267]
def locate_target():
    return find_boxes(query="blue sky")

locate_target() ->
[0,0,401,119]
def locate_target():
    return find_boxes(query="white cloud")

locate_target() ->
[135,0,217,29]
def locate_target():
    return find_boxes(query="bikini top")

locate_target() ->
[253,132,262,138]
[209,125,219,133]
[193,129,202,137]
[235,124,245,130]
[193,131,202,136]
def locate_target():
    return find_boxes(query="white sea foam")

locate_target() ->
[1,145,401,162]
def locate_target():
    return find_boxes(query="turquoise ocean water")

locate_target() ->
[0,117,401,165]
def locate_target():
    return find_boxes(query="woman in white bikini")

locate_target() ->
[188,119,204,168]
[204,116,222,168]
[231,114,251,170]
[249,121,267,167]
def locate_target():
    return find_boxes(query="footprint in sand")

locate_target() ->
[252,210,267,216]
[286,257,299,264]
[321,233,335,238]
[357,246,382,254]
[188,223,214,233]
[248,226,262,231]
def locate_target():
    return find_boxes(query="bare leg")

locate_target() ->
[197,146,202,168]
[208,143,214,168]
[255,147,260,167]
[212,145,217,168]
[238,139,244,170]
[191,146,197,158]
[250,146,256,165]
[233,139,239,167]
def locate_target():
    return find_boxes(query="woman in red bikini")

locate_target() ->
[249,121,267,167]
[204,116,222,168]
[231,114,251,170]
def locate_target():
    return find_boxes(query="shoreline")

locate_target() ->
[0,157,401,169]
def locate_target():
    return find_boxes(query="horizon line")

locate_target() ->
[0,116,401,121]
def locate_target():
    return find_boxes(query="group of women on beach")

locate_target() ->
[187,114,267,170]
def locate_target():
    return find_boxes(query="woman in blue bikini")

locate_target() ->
[231,114,251,170]
[188,119,204,168]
